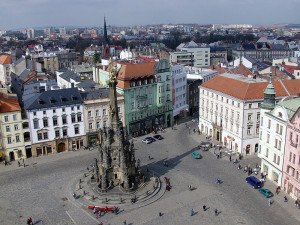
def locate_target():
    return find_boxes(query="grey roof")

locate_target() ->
[59,70,78,82]
[80,89,110,100]
[12,56,25,66]
[19,69,31,81]
[271,44,285,50]
[24,88,83,110]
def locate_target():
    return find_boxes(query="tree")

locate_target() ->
[93,51,100,64]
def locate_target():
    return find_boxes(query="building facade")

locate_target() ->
[282,101,300,200]
[0,55,11,88]
[24,88,86,157]
[81,89,125,147]
[199,73,300,155]
[95,59,173,137]
[0,94,25,161]
[172,64,188,119]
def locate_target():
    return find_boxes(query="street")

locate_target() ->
[0,118,299,225]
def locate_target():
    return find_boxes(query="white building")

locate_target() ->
[0,55,11,88]
[259,92,300,186]
[24,88,86,157]
[185,67,218,83]
[199,73,300,155]
[170,41,210,68]
[172,64,188,118]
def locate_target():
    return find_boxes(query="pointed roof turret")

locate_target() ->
[261,72,276,110]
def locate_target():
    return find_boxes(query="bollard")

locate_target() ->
[105,197,108,203]
[79,184,81,189]
[92,195,95,200]
[83,190,86,196]
[120,197,122,203]
[79,179,81,183]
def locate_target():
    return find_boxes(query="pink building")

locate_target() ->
[283,106,300,201]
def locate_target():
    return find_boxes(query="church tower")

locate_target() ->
[261,72,276,113]
[102,17,111,59]
[97,58,137,192]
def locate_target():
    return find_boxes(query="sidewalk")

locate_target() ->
[0,148,98,174]
[187,127,300,221]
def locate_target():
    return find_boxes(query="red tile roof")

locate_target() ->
[0,94,21,113]
[207,65,228,74]
[0,55,11,65]
[228,64,254,77]
[117,62,156,89]
[201,74,300,100]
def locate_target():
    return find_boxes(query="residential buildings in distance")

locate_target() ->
[0,93,25,161]
[199,73,300,155]
[24,88,86,157]
[94,59,173,137]
[170,41,210,68]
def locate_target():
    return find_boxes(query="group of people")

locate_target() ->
[190,206,219,216]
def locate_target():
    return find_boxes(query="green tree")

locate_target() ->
[93,51,100,64]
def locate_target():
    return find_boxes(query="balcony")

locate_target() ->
[212,122,222,128]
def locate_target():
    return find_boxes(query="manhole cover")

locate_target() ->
[61,197,68,201]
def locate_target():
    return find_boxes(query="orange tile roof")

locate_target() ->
[0,55,11,65]
[0,94,21,113]
[117,62,156,89]
[201,74,300,100]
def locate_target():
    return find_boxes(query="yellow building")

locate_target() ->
[0,93,25,161]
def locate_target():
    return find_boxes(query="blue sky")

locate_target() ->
[1,0,300,30]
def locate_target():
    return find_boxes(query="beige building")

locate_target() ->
[81,89,125,146]
[43,56,59,74]
[0,93,25,161]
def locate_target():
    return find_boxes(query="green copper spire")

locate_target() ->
[261,72,276,110]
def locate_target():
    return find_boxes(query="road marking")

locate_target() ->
[66,211,78,225]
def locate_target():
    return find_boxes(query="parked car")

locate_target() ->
[142,137,156,144]
[153,135,163,140]
[192,152,202,159]
[259,188,273,198]
[245,176,263,189]
[198,142,210,151]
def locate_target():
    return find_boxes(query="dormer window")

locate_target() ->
[71,95,77,101]
[38,98,43,105]
[49,98,55,104]
[60,96,66,102]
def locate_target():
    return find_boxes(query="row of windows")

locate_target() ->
[261,133,282,150]
[175,86,185,93]
[33,114,82,129]
[87,108,121,118]
[33,106,81,116]
[175,94,186,101]
[7,135,21,144]
[175,77,186,83]
[263,119,284,135]
[37,126,80,141]
[3,114,18,122]
[201,90,261,109]
[5,124,19,132]
[130,78,154,87]
[130,88,153,98]
[89,120,108,130]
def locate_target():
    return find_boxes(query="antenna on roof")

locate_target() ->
[269,71,273,83]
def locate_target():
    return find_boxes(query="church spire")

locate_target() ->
[103,16,109,47]
[102,16,110,58]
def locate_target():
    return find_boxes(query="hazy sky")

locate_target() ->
[1,0,300,30]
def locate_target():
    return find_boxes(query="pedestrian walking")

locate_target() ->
[159,212,162,216]
[284,196,288,202]
[123,220,127,225]
[229,155,231,162]
[95,212,99,219]
[190,208,194,216]
[215,209,218,216]
[4,160,7,166]
[72,192,76,200]
[203,205,206,211]
[18,161,20,167]
[268,199,272,206]
[276,188,279,195]
[148,155,151,160]
[98,222,103,225]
